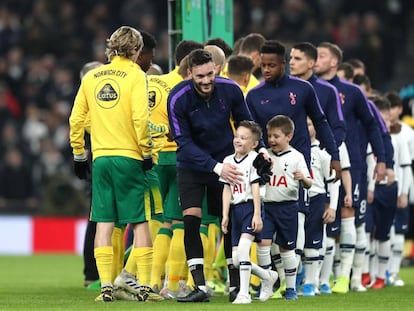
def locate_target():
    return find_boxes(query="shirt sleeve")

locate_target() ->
[69,82,88,156]
[131,72,152,158]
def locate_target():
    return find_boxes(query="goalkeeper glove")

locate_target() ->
[142,156,153,172]
[73,154,90,180]
[253,152,272,183]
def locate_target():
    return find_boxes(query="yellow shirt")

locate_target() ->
[69,56,152,161]
[148,67,183,152]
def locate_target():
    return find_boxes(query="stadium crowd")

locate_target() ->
[1,0,413,215]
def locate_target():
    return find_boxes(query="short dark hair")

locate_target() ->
[140,30,157,51]
[261,40,285,58]
[266,115,295,135]
[338,62,354,80]
[204,38,233,58]
[348,58,365,71]
[353,74,371,90]
[318,42,343,63]
[385,91,403,108]
[238,120,262,141]
[372,96,391,112]
[227,55,254,76]
[175,40,204,65]
[187,49,213,68]
[240,33,266,54]
[292,42,317,61]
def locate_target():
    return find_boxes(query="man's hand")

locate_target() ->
[142,157,153,172]
[73,154,90,180]
[374,162,386,182]
[253,153,272,182]
[386,168,395,185]
[330,160,341,182]
[221,163,244,185]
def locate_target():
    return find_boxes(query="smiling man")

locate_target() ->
[167,49,258,302]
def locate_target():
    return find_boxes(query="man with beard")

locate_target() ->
[167,49,261,302]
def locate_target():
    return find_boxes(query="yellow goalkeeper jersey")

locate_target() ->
[148,67,183,152]
[69,56,152,161]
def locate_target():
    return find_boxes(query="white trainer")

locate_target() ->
[233,294,252,304]
[259,269,278,302]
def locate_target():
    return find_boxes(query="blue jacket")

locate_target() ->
[246,74,339,166]
[328,76,385,169]
[168,77,254,172]
[308,74,346,146]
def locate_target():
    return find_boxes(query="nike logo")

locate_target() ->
[359,215,364,219]
[247,226,253,230]
[402,225,408,230]
[331,226,339,231]
[313,240,321,244]
[287,241,294,245]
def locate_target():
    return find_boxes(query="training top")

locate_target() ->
[168,77,254,172]
[326,76,385,169]
[308,74,346,146]
[69,56,152,161]
[246,74,339,166]
[264,146,311,202]
[219,150,262,205]
[359,100,394,170]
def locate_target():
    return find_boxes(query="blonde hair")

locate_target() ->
[105,26,143,61]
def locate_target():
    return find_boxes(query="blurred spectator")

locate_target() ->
[0,147,38,212]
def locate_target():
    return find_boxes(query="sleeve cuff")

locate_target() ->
[74,153,87,161]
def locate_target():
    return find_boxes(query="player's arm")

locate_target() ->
[221,184,232,234]
[306,86,339,162]
[324,85,346,146]
[131,72,153,159]
[324,179,339,223]
[251,181,263,233]
[357,95,386,180]
[294,155,313,189]
[69,83,88,157]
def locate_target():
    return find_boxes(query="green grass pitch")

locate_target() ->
[0,254,413,310]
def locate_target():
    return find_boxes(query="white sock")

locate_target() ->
[237,237,252,296]
[304,248,319,286]
[389,233,404,276]
[320,236,335,286]
[352,223,366,284]
[369,240,378,280]
[362,232,371,274]
[257,245,271,268]
[377,239,391,279]
[339,217,356,278]
[333,241,341,279]
[271,243,285,280]
[280,250,297,290]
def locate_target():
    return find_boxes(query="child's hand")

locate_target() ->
[251,215,263,233]
[344,194,353,208]
[322,207,336,224]
[293,170,305,181]
[221,216,229,234]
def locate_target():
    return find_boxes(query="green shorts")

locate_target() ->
[146,166,163,218]
[91,156,150,224]
[156,152,182,222]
